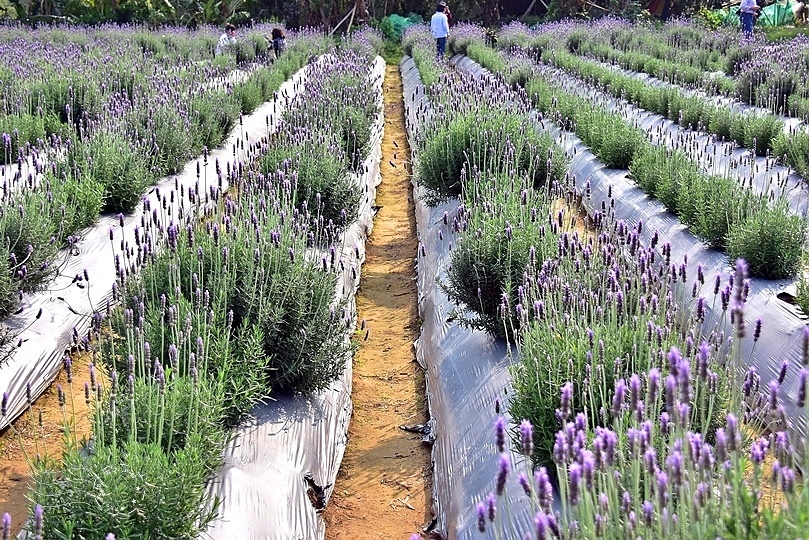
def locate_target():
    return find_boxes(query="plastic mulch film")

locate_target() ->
[452,53,809,439]
[401,56,536,540]
[520,59,809,217]
[202,56,385,540]
[0,62,314,431]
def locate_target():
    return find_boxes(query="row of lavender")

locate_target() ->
[493,20,809,181]
[543,17,809,122]
[404,23,809,539]
[1,31,384,539]
[453,24,804,283]
[0,25,326,327]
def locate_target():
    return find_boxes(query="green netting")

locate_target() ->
[381,12,422,42]
[717,1,798,27]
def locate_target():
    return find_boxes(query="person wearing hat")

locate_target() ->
[431,2,450,58]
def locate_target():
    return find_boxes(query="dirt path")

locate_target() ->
[324,64,432,539]
[0,351,95,533]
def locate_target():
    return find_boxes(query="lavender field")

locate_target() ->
[402,18,809,540]
[2,14,809,540]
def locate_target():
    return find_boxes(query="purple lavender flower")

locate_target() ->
[726,414,740,452]
[782,467,796,492]
[553,431,567,465]
[33,504,43,540]
[496,453,510,495]
[535,467,553,510]
[568,463,582,505]
[1,392,7,417]
[642,500,653,527]
[2,513,10,540]
[495,416,506,452]
[518,472,532,496]
[647,368,660,403]
[621,491,632,515]
[487,492,497,521]
[560,382,573,420]
[798,369,807,408]
[476,502,486,532]
[655,470,669,508]
[535,511,548,539]
[520,419,533,456]
[629,374,641,411]
[611,379,626,418]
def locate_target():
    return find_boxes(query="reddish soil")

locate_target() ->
[0,351,96,533]
[323,64,433,539]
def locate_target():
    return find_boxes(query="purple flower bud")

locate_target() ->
[553,431,567,465]
[799,369,808,408]
[1,392,7,417]
[612,379,626,418]
[495,416,506,452]
[642,500,653,527]
[754,318,762,342]
[496,453,510,495]
[581,450,595,490]
[782,467,795,493]
[535,467,553,510]
[520,419,533,456]
[535,511,548,539]
[666,451,683,487]
[2,512,10,540]
[568,463,582,505]
[726,414,740,452]
[518,472,531,496]
[751,438,768,465]
[476,502,486,533]
[33,504,43,539]
[660,412,670,436]
[697,341,710,382]
[560,382,573,420]
[487,492,496,521]
[629,374,641,412]
[647,368,660,403]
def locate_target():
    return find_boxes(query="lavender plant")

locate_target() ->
[22,37,379,540]
[461,32,806,279]
[477,262,809,540]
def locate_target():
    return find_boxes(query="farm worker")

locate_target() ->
[739,0,760,38]
[216,23,237,56]
[270,28,287,59]
[431,2,450,59]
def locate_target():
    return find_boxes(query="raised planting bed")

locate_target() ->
[0,26,328,323]
[1,26,388,539]
[401,20,809,538]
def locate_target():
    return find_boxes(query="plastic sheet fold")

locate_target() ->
[202,55,385,540]
[402,56,536,540]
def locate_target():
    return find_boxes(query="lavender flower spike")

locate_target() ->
[496,453,510,495]
[2,513,10,540]
[495,416,506,452]
[519,419,534,456]
[476,503,486,533]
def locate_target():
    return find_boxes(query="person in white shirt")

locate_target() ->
[430,2,450,59]
[739,0,760,38]
[216,23,237,56]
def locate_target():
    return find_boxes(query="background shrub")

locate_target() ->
[727,203,806,279]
